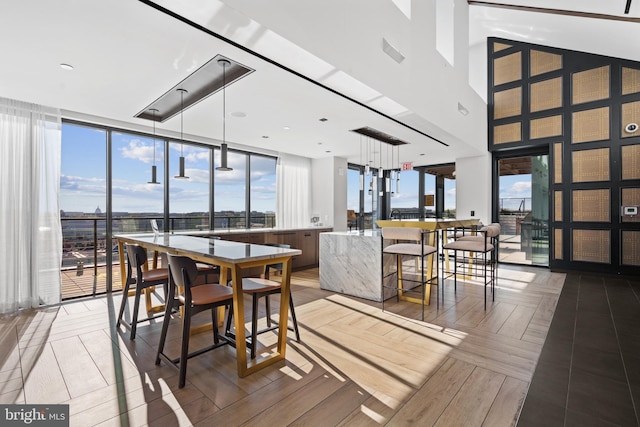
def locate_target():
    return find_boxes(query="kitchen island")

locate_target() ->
[319,219,479,303]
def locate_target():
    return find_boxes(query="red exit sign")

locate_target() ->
[401,162,413,171]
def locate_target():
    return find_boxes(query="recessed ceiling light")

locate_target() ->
[420,153,425,156]
[59,63,74,70]
[319,118,328,122]
[283,126,290,130]
[231,111,247,118]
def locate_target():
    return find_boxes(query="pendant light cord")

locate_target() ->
[152,109,156,165]
[222,61,226,145]
[179,88,185,156]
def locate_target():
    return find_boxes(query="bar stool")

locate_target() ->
[116,244,169,340]
[225,243,300,359]
[195,236,221,283]
[442,224,500,309]
[155,254,234,388]
[381,227,439,321]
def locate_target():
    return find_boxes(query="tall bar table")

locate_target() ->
[114,233,301,377]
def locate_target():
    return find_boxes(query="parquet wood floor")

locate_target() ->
[0,264,564,426]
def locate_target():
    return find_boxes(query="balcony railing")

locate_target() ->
[60,213,275,299]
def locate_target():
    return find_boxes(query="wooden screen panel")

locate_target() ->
[554,228,563,260]
[572,229,610,263]
[494,42,512,53]
[572,189,610,222]
[554,142,563,184]
[493,122,521,144]
[531,115,562,139]
[622,67,640,95]
[621,188,640,223]
[554,191,563,221]
[622,231,640,266]
[622,101,640,139]
[494,52,522,86]
[572,148,610,183]
[572,107,610,143]
[530,77,562,112]
[572,66,610,105]
[531,50,562,77]
[494,87,522,119]
[622,144,640,180]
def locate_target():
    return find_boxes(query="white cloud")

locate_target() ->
[185,151,209,162]
[504,181,531,198]
[119,139,155,163]
[60,174,106,194]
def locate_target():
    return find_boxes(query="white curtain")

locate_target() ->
[0,97,62,314]
[276,154,311,229]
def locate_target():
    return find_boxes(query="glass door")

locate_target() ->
[497,154,549,266]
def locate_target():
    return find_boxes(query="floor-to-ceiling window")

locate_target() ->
[444,176,456,218]
[169,141,210,231]
[111,131,165,232]
[60,120,278,298]
[60,123,108,297]
[214,150,246,229]
[250,155,277,228]
[347,164,379,230]
[390,168,419,218]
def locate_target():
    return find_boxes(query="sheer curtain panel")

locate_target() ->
[0,97,62,314]
[276,154,311,229]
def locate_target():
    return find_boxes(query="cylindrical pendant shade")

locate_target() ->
[216,143,233,171]
[175,156,189,179]
[148,165,160,184]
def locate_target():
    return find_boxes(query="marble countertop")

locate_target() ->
[320,230,381,237]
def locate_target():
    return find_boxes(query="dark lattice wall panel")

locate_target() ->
[489,38,640,274]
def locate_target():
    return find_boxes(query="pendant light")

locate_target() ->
[385,143,391,193]
[148,108,160,184]
[396,145,401,194]
[390,142,395,195]
[175,88,189,179]
[359,136,364,191]
[364,137,371,175]
[216,58,233,171]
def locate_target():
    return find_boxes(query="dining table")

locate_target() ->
[114,232,301,377]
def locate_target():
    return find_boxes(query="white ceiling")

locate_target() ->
[1,0,638,166]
